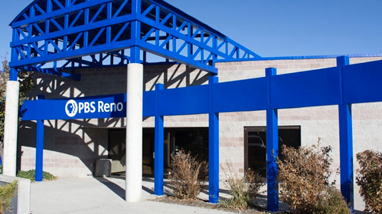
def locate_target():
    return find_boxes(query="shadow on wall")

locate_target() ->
[28,64,210,100]
[17,64,210,176]
[18,120,109,176]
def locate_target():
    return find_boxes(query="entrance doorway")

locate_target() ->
[108,127,209,176]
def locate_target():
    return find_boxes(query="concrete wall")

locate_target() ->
[216,57,382,176]
[18,56,382,183]
[0,175,31,214]
[18,64,210,177]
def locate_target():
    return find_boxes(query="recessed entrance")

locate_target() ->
[108,128,209,176]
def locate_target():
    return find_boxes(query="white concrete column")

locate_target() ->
[3,81,20,176]
[125,63,143,202]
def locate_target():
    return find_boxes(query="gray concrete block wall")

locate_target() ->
[216,57,382,176]
[19,121,109,177]
[18,57,382,193]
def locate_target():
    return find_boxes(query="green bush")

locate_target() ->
[356,150,382,213]
[17,170,57,182]
[220,163,264,211]
[0,180,17,214]
[277,141,350,214]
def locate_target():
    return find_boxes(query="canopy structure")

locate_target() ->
[6,0,262,207]
[9,0,261,77]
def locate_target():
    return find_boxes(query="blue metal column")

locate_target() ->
[130,0,141,63]
[10,31,18,81]
[208,76,219,203]
[35,95,45,182]
[337,56,354,212]
[266,67,279,212]
[154,83,164,195]
[9,67,17,82]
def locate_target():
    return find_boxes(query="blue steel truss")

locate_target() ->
[9,0,261,76]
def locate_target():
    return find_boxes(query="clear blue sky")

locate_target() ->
[1,0,382,68]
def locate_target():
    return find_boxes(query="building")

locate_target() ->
[4,0,382,211]
[17,56,382,210]
[17,56,382,177]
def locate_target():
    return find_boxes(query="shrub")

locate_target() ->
[356,150,382,213]
[277,142,350,214]
[168,150,206,200]
[0,180,17,214]
[17,170,57,182]
[312,187,352,214]
[220,163,264,211]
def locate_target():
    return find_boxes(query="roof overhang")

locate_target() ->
[9,0,262,76]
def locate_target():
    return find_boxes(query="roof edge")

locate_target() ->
[10,0,40,26]
[216,53,382,62]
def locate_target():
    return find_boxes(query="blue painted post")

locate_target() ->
[10,28,19,81]
[266,67,279,212]
[208,76,219,203]
[337,56,354,212]
[154,83,164,195]
[130,46,140,64]
[35,95,45,182]
[9,67,17,82]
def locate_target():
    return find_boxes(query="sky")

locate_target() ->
[1,0,382,69]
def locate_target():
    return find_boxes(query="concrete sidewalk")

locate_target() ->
[30,176,367,214]
[30,176,234,214]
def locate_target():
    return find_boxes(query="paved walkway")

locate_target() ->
[30,176,235,214]
[30,176,366,214]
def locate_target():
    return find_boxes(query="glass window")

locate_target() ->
[244,126,301,178]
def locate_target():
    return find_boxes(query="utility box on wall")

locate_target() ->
[95,159,112,177]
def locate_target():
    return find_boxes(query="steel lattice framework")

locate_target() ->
[9,0,261,78]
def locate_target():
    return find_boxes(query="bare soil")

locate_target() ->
[152,196,279,214]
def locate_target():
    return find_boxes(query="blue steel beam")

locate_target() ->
[35,95,45,182]
[208,76,219,203]
[10,40,135,67]
[337,56,354,212]
[11,0,117,28]
[20,59,382,121]
[10,0,261,75]
[154,83,164,196]
[10,0,134,68]
[266,67,279,212]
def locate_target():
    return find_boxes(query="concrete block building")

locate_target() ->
[17,56,382,213]
[18,56,382,179]
[5,0,382,211]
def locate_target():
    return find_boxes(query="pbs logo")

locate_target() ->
[65,100,78,117]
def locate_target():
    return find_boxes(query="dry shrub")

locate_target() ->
[356,150,382,213]
[312,186,352,214]
[168,150,206,200]
[277,141,350,214]
[220,163,264,211]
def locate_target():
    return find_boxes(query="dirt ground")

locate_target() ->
[152,196,285,214]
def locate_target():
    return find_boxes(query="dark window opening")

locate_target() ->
[244,126,301,178]
[108,127,208,176]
